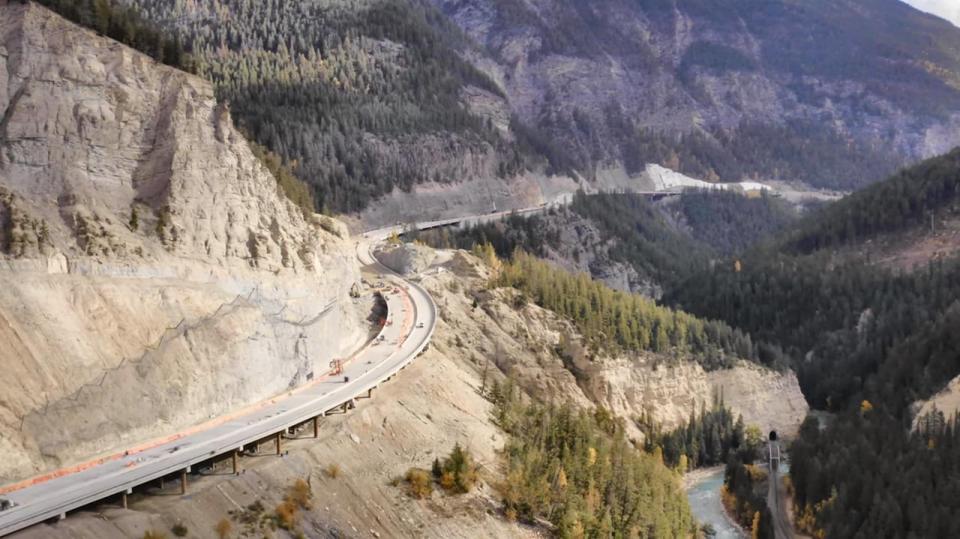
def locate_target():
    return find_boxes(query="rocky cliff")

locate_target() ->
[432,0,960,186]
[0,1,362,484]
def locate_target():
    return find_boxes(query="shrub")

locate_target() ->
[440,471,456,491]
[171,523,188,537]
[248,141,316,218]
[405,468,433,499]
[288,478,312,509]
[274,499,299,530]
[272,478,313,531]
[440,443,478,494]
[325,463,341,479]
[143,531,168,539]
[214,518,232,539]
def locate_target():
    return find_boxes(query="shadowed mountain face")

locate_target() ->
[117,0,960,212]
[431,0,960,187]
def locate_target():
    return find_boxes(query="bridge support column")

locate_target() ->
[232,449,239,474]
[275,433,282,455]
[348,398,356,410]
[122,488,132,509]
[313,416,319,438]
[180,469,188,495]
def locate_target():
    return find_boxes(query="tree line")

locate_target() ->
[36,0,193,71]
[120,0,527,214]
[498,250,783,370]
[488,379,695,537]
[722,455,774,539]
[638,398,764,471]
[785,148,960,253]
[789,408,960,538]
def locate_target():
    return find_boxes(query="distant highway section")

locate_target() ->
[0,235,436,537]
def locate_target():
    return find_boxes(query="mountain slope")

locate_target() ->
[0,0,362,483]
[421,190,796,296]
[433,0,960,188]
[658,153,960,538]
[117,0,532,215]
[96,0,960,223]
[784,147,960,256]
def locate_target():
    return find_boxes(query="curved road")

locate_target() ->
[0,235,436,537]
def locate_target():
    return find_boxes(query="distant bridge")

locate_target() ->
[400,191,684,235]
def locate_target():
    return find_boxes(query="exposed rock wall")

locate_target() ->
[374,243,436,276]
[573,354,807,441]
[425,250,808,442]
[0,1,361,483]
[429,0,960,185]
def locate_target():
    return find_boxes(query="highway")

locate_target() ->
[0,203,568,536]
[0,235,436,537]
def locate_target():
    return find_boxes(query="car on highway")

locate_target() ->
[0,499,16,511]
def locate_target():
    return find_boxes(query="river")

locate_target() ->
[685,466,746,539]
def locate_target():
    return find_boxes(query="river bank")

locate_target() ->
[684,466,747,539]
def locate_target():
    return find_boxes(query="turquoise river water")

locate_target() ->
[685,467,746,539]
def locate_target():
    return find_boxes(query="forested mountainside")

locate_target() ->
[434,148,960,536]
[497,251,776,370]
[663,151,960,538]
[421,190,795,294]
[34,0,193,70]
[97,0,960,217]
[784,148,960,253]
[118,0,525,214]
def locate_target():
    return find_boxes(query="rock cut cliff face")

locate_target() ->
[0,1,361,483]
